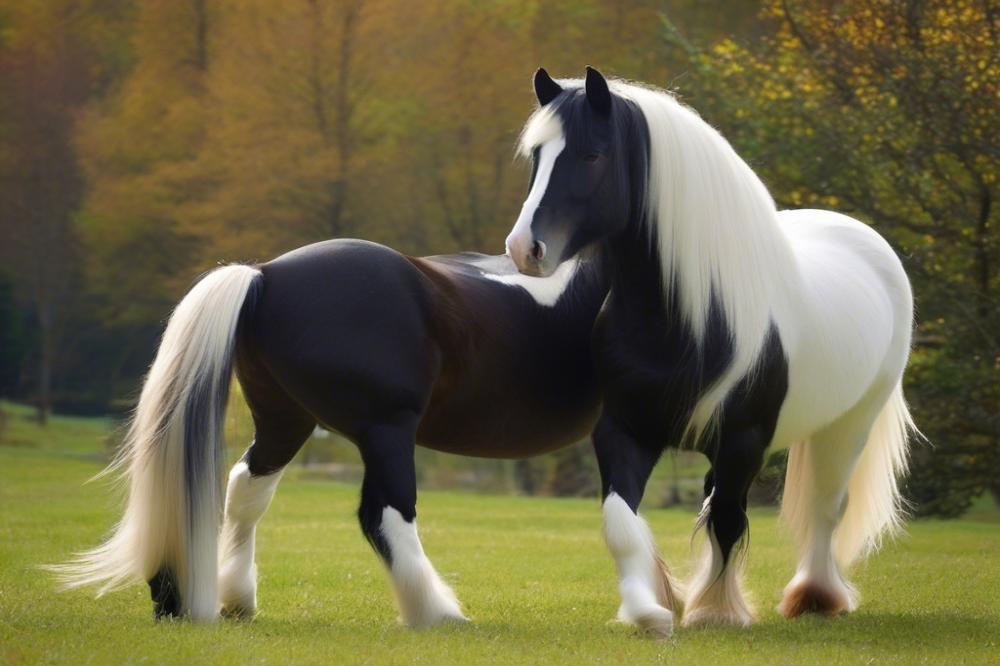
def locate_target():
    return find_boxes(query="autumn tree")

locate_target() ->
[170,0,376,268]
[0,0,130,421]
[665,0,999,515]
[78,0,216,327]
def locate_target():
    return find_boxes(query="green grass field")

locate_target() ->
[2,404,999,664]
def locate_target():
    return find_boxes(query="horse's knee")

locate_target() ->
[358,500,393,562]
[243,419,315,476]
[706,430,767,563]
[708,501,748,566]
[355,416,419,562]
[358,474,417,564]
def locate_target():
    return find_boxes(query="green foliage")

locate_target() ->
[0,0,135,418]
[0,400,112,454]
[663,0,999,517]
[0,275,27,396]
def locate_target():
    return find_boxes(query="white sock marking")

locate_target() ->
[218,461,283,614]
[379,507,466,627]
[603,493,673,636]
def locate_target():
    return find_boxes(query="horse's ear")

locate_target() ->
[585,66,611,116]
[534,68,563,106]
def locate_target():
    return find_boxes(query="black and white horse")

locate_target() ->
[506,68,916,636]
[52,241,608,624]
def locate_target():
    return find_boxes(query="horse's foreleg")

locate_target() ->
[683,428,766,628]
[593,414,680,638]
[357,414,466,628]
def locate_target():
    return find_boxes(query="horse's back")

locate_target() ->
[781,210,909,292]
[772,210,913,444]
[257,239,437,366]
[240,239,442,437]
[239,238,603,452]
[779,209,912,340]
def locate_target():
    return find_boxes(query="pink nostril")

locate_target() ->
[530,240,546,261]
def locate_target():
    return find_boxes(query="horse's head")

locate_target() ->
[506,67,645,277]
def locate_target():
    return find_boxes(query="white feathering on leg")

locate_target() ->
[602,493,674,637]
[218,461,284,617]
[683,510,755,627]
[379,507,467,628]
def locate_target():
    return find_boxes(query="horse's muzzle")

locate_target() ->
[506,232,549,276]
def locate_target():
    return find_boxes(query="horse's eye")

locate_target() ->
[584,152,601,163]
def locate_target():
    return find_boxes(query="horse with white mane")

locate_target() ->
[506,67,916,637]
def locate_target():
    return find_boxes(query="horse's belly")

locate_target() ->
[417,379,601,458]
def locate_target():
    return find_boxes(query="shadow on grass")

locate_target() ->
[217,607,998,649]
[679,610,999,647]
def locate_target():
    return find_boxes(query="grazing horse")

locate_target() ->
[506,67,916,637]
[51,241,608,625]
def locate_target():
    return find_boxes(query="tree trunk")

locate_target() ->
[514,458,537,495]
[974,183,992,324]
[330,1,362,238]
[36,296,52,425]
[667,452,682,506]
[193,0,208,71]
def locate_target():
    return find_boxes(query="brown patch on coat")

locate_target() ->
[654,551,685,620]
[778,582,848,619]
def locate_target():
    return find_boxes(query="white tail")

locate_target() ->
[47,265,261,621]
[834,383,915,566]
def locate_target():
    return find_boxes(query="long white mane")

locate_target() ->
[611,82,799,442]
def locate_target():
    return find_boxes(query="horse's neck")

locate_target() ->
[602,227,671,313]
[548,250,613,321]
[598,222,733,446]
[579,247,613,296]
[600,223,733,358]
[612,203,798,345]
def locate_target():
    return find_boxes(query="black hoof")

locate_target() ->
[149,567,181,620]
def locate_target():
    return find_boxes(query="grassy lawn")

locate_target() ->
[1,404,998,664]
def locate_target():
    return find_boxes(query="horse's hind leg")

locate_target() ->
[593,414,681,638]
[683,428,767,628]
[778,400,883,618]
[218,376,315,618]
[356,411,466,627]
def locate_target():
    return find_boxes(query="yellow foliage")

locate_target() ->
[75,0,673,306]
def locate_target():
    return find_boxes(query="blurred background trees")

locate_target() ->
[663,0,998,516]
[0,0,995,515]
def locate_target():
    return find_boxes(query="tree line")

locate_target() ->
[0,0,995,515]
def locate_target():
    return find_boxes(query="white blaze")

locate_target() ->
[506,134,566,257]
